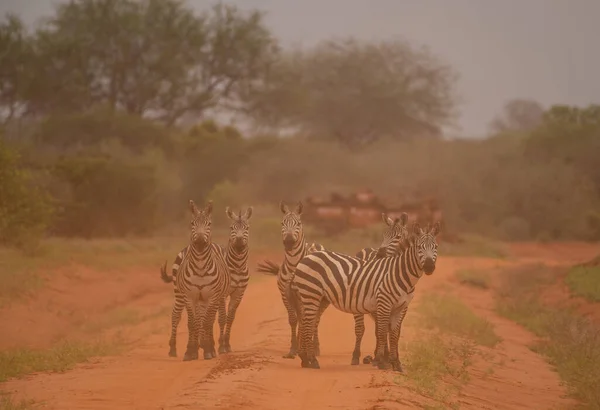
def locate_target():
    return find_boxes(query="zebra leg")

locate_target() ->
[195,302,206,358]
[183,299,199,361]
[201,299,219,360]
[389,306,409,373]
[375,302,392,370]
[369,313,390,367]
[299,300,321,369]
[217,297,227,354]
[222,289,245,353]
[351,314,365,365]
[168,290,185,357]
[282,291,298,359]
[312,300,329,357]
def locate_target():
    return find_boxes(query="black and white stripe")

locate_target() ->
[216,206,253,354]
[159,200,230,362]
[351,212,409,365]
[256,201,325,359]
[290,221,441,371]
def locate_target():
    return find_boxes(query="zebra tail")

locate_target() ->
[256,259,279,275]
[160,260,173,284]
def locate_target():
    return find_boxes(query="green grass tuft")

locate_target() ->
[0,339,122,382]
[416,293,501,347]
[565,265,600,303]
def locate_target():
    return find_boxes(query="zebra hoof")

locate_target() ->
[351,356,360,366]
[376,360,391,370]
[363,355,374,364]
[218,345,228,354]
[224,344,232,353]
[391,360,404,373]
[168,349,177,358]
[283,352,296,359]
[309,358,320,369]
[183,351,198,361]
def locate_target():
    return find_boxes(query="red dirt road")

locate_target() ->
[2,243,599,409]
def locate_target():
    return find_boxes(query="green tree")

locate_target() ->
[0,14,33,124]
[488,98,544,135]
[23,0,278,124]
[245,37,458,148]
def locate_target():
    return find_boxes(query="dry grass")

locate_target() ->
[0,339,123,383]
[496,264,600,409]
[438,234,508,259]
[0,395,36,410]
[455,269,491,289]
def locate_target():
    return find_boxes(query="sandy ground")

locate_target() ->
[1,243,599,410]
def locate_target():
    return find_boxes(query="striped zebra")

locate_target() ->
[351,212,409,365]
[256,201,326,359]
[290,221,441,371]
[158,200,230,361]
[216,206,253,354]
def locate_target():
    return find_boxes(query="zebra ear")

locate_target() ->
[244,206,253,221]
[400,212,408,226]
[412,222,422,235]
[225,206,235,221]
[280,201,289,214]
[382,213,394,227]
[430,221,441,236]
[204,200,213,215]
[189,200,200,216]
[295,201,303,215]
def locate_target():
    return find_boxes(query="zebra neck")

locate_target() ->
[227,244,248,271]
[184,242,213,272]
[397,245,424,290]
[283,232,307,269]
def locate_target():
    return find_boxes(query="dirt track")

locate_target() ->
[2,243,599,410]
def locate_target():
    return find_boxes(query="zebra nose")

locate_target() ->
[283,235,295,246]
[423,258,436,275]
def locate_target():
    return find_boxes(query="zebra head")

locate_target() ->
[375,212,409,258]
[280,201,304,252]
[226,206,253,252]
[189,199,213,248]
[411,221,441,275]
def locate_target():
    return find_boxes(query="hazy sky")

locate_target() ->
[2,0,599,137]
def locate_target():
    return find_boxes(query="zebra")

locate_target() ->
[290,221,441,371]
[256,201,326,359]
[158,200,230,361]
[216,206,253,354]
[351,212,409,366]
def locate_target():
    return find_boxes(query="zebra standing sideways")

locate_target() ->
[159,200,230,361]
[290,221,441,371]
[256,201,326,359]
[351,212,409,365]
[216,206,253,354]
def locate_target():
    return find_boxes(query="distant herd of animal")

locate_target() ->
[160,199,441,372]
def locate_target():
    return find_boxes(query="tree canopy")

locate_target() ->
[245,38,459,148]
[2,0,278,125]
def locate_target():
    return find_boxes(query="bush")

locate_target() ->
[0,138,53,248]
[49,144,182,237]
